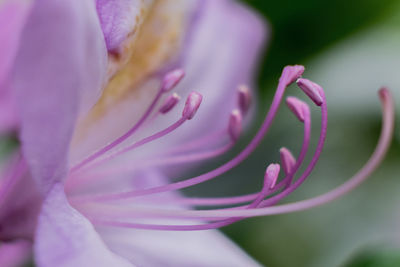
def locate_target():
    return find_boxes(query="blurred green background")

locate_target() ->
[212,0,400,266]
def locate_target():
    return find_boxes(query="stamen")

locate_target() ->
[281,65,305,85]
[161,69,185,92]
[238,85,251,114]
[286,96,307,122]
[77,92,203,172]
[145,143,235,167]
[154,129,226,155]
[71,69,185,173]
[280,147,296,176]
[264,163,280,189]
[228,109,242,142]
[83,81,320,230]
[296,78,323,106]
[182,92,203,120]
[108,87,393,222]
[88,164,281,231]
[74,65,305,203]
[258,83,327,207]
[124,98,311,208]
[159,93,180,114]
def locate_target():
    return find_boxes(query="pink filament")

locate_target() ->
[78,66,302,203]
[71,84,166,173]
[69,116,188,182]
[90,88,393,231]
[84,97,314,229]
[159,129,227,155]
[119,105,311,208]
[141,142,234,168]
[66,142,234,193]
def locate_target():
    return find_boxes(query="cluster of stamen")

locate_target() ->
[0,65,394,233]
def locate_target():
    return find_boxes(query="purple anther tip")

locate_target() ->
[286,96,307,122]
[238,85,252,114]
[279,147,296,175]
[159,93,181,114]
[228,109,243,141]
[264,163,280,189]
[378,87,390,101]
[161,69,185,92]
[296,78,323,106]
[280,65,305,86]
[182,92,203,120]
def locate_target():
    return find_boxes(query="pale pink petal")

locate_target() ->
[11,0,107,192]
[0,0,31,87]
[69,0,198,162]
[166,0,268,143]
[100,227,262,267]
[0,0,32,133]
[103,0,267,160]
[94,171,261,267]
[35,183,133,267]
[95,0,153,52]
[68,0,266,165]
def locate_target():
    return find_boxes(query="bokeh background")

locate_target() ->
[185,0,400,266]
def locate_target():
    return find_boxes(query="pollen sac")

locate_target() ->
[182,92,203,120]
[286,96,307,122]
[228,109,243,141]
[279,147,296,175]
[378,87,390,101]
[280,65,305,86]
[264,163,280,189]
[161,69,185,92]
[237,85,251,114]
[296,78,323,106]
[159,93,181,114]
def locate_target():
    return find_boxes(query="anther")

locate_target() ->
[280,65,305,86]
[238,85,251,114]
[279,147,296,176]
[159,93,181,114]
[228,109,242,142]
[296,78,323,106]
[378,87,390,102]
[264,163,280,189]
[286,96,307,122]
[161,69,185,92]
[182,92,203,120]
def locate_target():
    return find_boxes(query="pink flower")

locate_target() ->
[0,0,395,266]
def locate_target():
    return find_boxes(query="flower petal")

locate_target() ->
[35,183,133,267]
[95,0,154,53]
[123,0,267,158]
[93,171,261,267]
[69,0,266,165]
[170,0,267,139]
[12,0,107,192]
[0,0,32,133]
[0,0,31,87]
[69,0,198,162]
[100,227,262,267]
